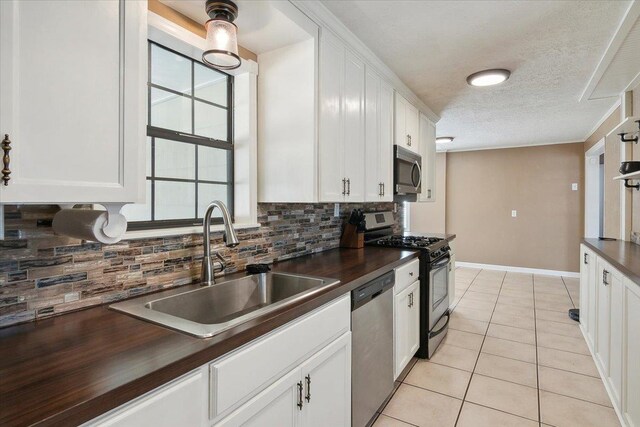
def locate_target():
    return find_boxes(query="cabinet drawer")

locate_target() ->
[395,258,420,294]
[210,295,350,420]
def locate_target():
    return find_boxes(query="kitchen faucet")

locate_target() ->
[201,200,239,286]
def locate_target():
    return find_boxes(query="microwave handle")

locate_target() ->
[411,161,422,189]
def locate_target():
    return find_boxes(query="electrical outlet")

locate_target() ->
[511,210,517,218]
[572,183,578,191]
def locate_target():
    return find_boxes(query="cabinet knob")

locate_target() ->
[2,134,11,186]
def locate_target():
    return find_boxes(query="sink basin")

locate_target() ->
[110,272,339,338]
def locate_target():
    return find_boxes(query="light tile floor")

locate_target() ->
[374,267,621,427]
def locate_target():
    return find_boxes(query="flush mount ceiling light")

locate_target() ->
[466,69,511,87]
[202,0,241,70]
[436,136,454,144]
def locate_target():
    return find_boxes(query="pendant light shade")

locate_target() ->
[202,0,241,70]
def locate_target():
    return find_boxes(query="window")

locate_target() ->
[124,42,234,229]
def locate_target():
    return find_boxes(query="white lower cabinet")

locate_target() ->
[579,244,640,427]
[623,280,640,426]
[85,296,351,427]
[394,280,420,379]
[84,370,207,427]
[217,333,351,427]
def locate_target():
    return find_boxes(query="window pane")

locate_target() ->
[194,63,227,106]
[155,139,195,179]
[198,145,229,182]
[198,183,229,218]
[151,44,192,95]
[155,181,196,220]
[195,101,227,141]
[150,88,192,134]
[122,180,152,221]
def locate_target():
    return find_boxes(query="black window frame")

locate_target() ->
[128,41,234,231]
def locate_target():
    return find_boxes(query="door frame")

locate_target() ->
[585,138,605,238]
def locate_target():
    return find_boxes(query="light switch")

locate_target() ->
[572,183,578,191]
[511,210,517,218]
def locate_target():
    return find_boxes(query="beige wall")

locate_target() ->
[410,153,447,233]
[446,143,584,272]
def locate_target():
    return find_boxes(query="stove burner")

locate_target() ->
[374,235,443,248]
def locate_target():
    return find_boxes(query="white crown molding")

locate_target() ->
[457,262,579,278]
[289,0,440,123]
[583,97,622,141]
[444,139,584,153]
[580,0,640,102]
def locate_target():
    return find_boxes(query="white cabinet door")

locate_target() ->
[300,333,351,427]
[418,114,436,202]
[0,0,146,204]
[608,268,623,408]
[394,280,420,379]
[394,94,407,151]
[364,70,393,202]
[365,69,380,202]
[379,81,394,202]
[216,368,301,427]
[405,102,419,154]
[449,253,456,309]
[596,258,612,372]
[623,280,640,427]
[318,31,345,202]
[579,245,597,347]
[86,370,206,427]
[343,50,365,202]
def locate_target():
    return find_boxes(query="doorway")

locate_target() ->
[585,138,605,238]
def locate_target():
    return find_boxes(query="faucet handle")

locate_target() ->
[212,251,226,274]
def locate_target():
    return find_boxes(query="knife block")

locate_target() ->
[340,223,364,249]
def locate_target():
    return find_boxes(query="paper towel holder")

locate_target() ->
[56,203,128,243]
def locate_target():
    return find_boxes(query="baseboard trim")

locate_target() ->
[456,262,579,278]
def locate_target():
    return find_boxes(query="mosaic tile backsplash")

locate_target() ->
[0,203,403,328]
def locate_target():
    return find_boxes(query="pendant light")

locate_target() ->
[202,0,241,70]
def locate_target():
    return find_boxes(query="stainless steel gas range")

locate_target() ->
[364,212,452,359]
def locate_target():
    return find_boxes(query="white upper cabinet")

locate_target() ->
[318,30,365,202]
[418,114,436,202]
[364,69,393,202]
[395,93,420,154]
[0,0,146,204]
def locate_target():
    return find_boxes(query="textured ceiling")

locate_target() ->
[322,0,631,151]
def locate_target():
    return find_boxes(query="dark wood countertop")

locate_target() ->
[583,238,640,286]
[0,247,418,427]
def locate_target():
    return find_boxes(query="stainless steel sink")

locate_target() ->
[110,272,339,338]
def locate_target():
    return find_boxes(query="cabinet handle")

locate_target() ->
[603,269,609,286]
[407,134,411,146]
[378,182,382,196]
[342,178,346,196]
[297,381,304,410]
[382,182,385,196]
[305,374,311,402]
[347,178,351,196]
[584,253,588,265]
[2,134,11,186]
[427,189,432,199]
[408,292,413,308]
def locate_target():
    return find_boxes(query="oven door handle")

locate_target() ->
[428,310,450,339]
[410,161,422,189]
[431,255,450,269]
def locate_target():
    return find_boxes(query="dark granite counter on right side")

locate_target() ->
[583,238,640,286]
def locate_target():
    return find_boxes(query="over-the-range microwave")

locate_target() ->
[394,145,422,201]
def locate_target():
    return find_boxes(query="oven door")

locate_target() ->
[394,145,422,195]
[428,254,450,330]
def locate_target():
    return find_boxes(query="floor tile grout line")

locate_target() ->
[461,401,541,424]
[378,412,420,427]
[453,269,507,427]
[560,276,578,308]
[532,274,542,427]
[539,389,617,409]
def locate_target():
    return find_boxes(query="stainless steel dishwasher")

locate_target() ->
[351,271,395,427]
